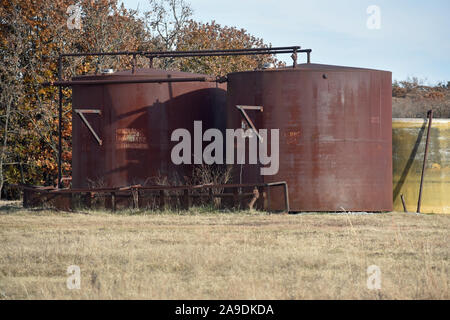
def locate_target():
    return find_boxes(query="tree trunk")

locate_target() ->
[0,98,12,199]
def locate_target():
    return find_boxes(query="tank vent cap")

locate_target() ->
[100,68,115,74]
[262,63,275,69]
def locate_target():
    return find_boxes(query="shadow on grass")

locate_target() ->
[0,201,24,215]
[0,200,270,216]
[0,200,49,215]
[88,205,267,216]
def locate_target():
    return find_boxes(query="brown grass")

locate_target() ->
[0,201,448,300]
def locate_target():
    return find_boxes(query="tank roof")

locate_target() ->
[72,68,208,81]
[295,63,390,72]
[228,63,391,76]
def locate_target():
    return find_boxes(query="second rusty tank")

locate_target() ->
[72,68,226,188]
[226,63,393,212]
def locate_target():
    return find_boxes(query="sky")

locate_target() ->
[121,0,449,84]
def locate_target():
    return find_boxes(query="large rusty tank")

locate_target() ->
[226,63,393,212]
[72,68,226,188]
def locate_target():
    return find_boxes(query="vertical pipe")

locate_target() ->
[159,190,166,209]
[57,56,63,189]
[183,189,191,210]
[131,187,139,209]
[111,192,116,212]
[417,110,433,213]
[292,48,298,69]
[400,194,408,213]
[284,182,290,213]
[132,54,136,74]
[208,187,214,207]
[307,51,311,64]
[233,188,239,209]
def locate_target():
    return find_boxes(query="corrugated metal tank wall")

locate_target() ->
[72,68,227,188]
[226,64,393,212]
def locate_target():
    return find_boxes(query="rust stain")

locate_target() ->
[116,128,148,149]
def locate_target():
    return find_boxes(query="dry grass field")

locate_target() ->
[0,200,448,300]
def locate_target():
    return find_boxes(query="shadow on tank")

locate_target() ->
[105,87,227,187]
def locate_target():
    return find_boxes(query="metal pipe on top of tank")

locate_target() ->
[42,76,220,87]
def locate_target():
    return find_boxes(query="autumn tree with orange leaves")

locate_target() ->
[175,20,283,76]
[0,0,278,197]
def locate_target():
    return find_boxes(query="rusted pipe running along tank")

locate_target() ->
[72,68,226,188]
[226,63,392,212]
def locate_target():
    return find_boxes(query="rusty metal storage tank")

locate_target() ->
[226,63,392,212]
[72,68,226,188]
